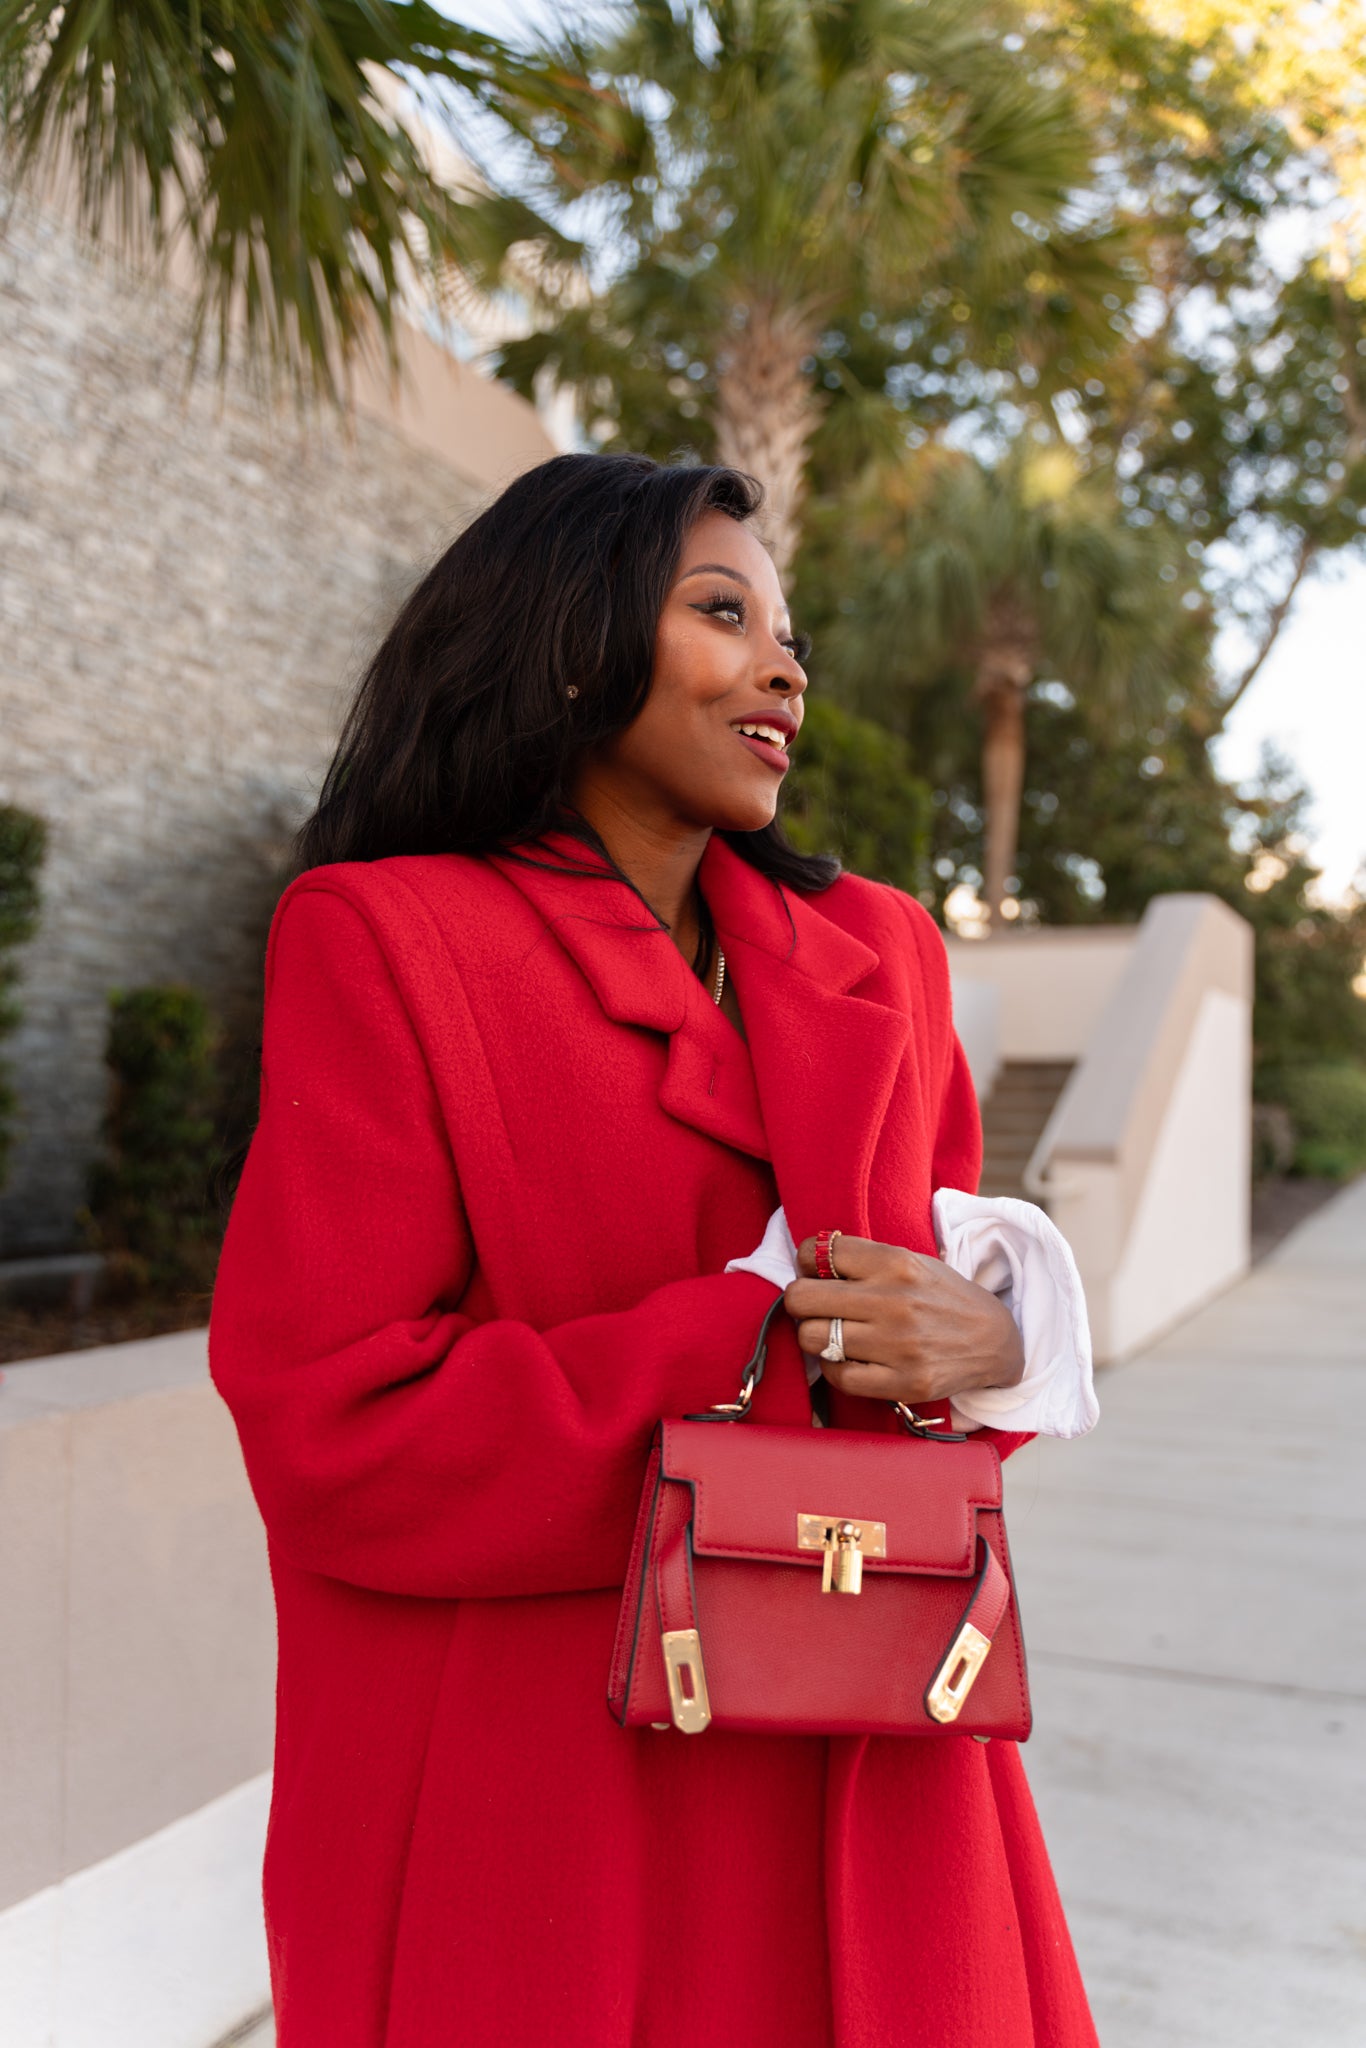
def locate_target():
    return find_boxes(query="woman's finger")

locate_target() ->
[793,1315,881,1365]
[795,1234,937,1286]
[785,1256,934,1322]
[784,1276,865,1320]
[820,1358,904,1401]
[794,1233,886,1282]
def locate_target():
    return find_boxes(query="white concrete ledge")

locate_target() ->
[947,926,1137,1063]
[0,1775,271,2048]
[0,1329,275,1910]
[1031,895,1254,1359]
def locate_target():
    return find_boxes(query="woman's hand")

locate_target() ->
[784,1234,1024,1408]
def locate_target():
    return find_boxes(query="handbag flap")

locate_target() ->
[661,1419,1002,1577]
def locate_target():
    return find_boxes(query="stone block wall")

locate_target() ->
[0,194,550,1252]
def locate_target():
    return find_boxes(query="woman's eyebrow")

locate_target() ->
[677,563,754,588]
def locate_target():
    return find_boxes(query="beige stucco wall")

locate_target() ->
[1107,987,1251,1348]
[0,1331,272,1914]
[1037,896,1255,1360]
[945,928,1137,1064]
[0,191,557,1254]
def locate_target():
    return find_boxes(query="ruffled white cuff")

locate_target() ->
[931,1189,1097,1439]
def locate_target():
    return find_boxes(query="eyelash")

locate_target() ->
[694,590,812,663]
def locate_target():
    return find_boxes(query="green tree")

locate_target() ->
[0,0,630,397]
[933,692,1366,1077]
[811,440,1200,921]
[0,805,46,1190]
[87,986,222,1290]
[1029,0,1366,717]
[485,0,1132,573]
[781,697,931,896]
[787,1,1366,712]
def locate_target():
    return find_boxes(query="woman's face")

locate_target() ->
[575,509,809,837]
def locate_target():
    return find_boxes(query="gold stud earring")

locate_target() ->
[566,685,580,699]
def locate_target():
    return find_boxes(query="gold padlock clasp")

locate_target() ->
[797,1513,887,1595]
[830,1520,863,1595]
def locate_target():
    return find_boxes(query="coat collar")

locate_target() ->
[699,837,909,1243]
[487,836,766,1161]
[489,833,909,1223]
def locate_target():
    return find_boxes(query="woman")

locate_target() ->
[211,453,1098,2047]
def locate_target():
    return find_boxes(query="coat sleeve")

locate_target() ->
[929,1035,983,1199]
[209,886,780,1603]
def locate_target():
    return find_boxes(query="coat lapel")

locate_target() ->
[699,838,909,1245]
[488,839,770,1161]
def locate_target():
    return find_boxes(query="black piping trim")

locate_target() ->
[610,1452,665,1727]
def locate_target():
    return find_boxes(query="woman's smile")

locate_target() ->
[729,709,797,773]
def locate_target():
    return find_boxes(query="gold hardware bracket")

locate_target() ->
[661,1628,712,1733]
[893,1401,947,1431]
[797,1514,886,1595]
[926,1622,992,1723]
[797,1514,887,1555]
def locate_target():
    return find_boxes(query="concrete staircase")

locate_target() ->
[978,1061,1075,1200]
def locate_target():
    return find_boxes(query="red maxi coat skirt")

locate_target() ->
[210,832,1098,2048]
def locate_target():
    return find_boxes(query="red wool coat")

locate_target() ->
[210,833,1097,2048]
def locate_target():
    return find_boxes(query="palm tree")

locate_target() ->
[479,0,1134,576]
[0,0,633,398]
[822,442,1201,922]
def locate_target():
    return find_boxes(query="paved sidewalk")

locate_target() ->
[1008,1175,1366,2046]
[220,2017,273,2048]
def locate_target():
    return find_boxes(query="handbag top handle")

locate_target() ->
[692,1293,965,1443]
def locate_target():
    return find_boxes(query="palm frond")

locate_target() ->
[816,435,1201,727]
[0,0,619,399]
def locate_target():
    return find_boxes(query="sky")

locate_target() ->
[447,0,1364,903]
[1214,559,1366,902]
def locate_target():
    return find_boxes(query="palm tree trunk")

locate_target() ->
[972,597,1036,926]
[713,301,822,581]
[979,679,1027,925]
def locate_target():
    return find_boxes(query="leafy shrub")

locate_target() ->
[1260,1062,1366,1181]
[0,805,47,1189]
[1250,1101,1296,1181]
[781,697,932,897]
[87,987,222,1291]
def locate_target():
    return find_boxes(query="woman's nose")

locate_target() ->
[766,643,807,694]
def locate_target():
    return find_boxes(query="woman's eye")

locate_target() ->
[697,592,747,626]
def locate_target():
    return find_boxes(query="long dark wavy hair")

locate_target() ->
[295,451,839,893]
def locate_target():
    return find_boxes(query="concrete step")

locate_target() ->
[987,1068,1074,1090]
[983,1134,1052,1160]
[986,1105,1067,1133]
[978,1060,1076,1202]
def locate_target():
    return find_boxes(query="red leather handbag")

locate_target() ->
[609,1300,1031,1740]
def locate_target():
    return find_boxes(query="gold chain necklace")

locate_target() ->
[712,945,726,1006]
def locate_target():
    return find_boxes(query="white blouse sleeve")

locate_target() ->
[932,1189,1097,1439]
